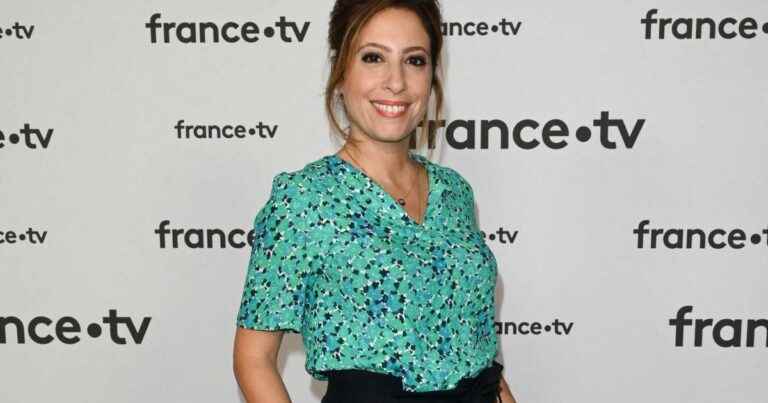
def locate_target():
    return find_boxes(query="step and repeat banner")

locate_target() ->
[2,1,766,402]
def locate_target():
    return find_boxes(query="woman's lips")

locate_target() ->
[371,101,409,118]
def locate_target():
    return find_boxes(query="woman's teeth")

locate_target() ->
[372,102,407,116]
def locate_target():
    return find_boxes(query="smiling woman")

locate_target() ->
[232,1,518,403]
[324,1,445,151]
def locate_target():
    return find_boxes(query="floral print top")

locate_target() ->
[236,151,499,392]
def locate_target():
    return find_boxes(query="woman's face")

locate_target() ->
[339,7,433,144]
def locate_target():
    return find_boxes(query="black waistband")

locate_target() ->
[322,360,504,402]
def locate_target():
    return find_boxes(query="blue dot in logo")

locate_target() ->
[491,25,499,33]
[763,22,768,34]
[249,128,256,135]
[264,27,275,38]
[750,234,761,244]
[5,29,11,36]
[9,133,20,144]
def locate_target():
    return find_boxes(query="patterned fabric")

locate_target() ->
[236,151,499,393]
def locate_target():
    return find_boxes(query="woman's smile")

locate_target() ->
[371,100,410,118]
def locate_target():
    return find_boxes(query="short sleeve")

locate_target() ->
[236,172,314,334]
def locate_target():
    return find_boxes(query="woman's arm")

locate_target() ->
[233,327,292,403]
[499,376,519,403]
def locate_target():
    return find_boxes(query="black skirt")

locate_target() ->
[321,360,504,403]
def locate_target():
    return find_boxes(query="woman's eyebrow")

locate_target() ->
[358,42,429,54]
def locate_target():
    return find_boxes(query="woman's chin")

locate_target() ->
[372,130,413,143]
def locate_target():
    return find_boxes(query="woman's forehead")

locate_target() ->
[356,8,430,51]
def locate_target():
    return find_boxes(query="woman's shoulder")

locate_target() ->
[266,154,339,199]
[256,156,335,232]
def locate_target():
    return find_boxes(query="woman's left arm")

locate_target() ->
[499,376,518,403]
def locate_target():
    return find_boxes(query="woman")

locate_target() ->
[233,1,519,402]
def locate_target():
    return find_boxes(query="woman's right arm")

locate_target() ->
[233,327,292,403]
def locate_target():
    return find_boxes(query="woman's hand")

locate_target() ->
[499,376,518,403]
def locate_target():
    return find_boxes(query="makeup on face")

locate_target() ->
[340,8,433,140]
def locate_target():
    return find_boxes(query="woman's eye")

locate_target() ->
[408,56,427,66]
[362,52,383,63]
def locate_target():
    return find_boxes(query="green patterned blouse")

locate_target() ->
[236,151,499,392]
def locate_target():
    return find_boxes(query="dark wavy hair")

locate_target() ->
[325,0,445,153]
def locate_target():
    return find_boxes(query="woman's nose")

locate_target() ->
[385,63,406,93]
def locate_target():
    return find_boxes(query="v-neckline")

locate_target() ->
[329,151,433,227]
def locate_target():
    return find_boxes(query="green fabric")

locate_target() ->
[236,151,499,392]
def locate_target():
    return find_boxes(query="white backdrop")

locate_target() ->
[2,1,767,402]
